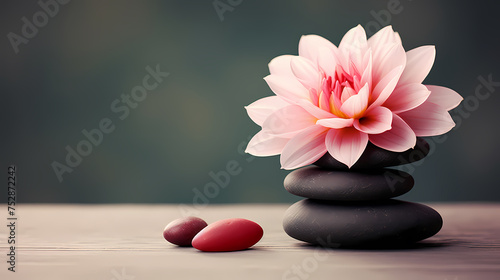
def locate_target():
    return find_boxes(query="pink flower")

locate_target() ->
[245,25,463,169]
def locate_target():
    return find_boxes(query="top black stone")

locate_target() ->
[314,138,430,170]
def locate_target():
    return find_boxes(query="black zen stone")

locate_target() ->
[314,138,430,170]
[284,167,413,201]
[283,199,442,248]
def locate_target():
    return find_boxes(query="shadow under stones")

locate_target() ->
[297,239,454,251]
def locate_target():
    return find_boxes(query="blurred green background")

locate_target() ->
[1,0,499,203]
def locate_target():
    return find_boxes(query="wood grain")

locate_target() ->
[1,203,499,280]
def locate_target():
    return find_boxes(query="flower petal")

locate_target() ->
[297,99,335,119]
[325,127,369,168]
[383,83,431,113]
[369,65,404,109]
[369,113,416,152]
[425,85,463,111]
[368,25,401,48]
[340,83,370,118]
[353,106,392,134]
[299,34,341,65]
[368,26,402,79]
[317,46,337,78]
[398,101,456,136]
[317,117,353,129]
[268,55,296,78]
[398,46,436,86]
[371,42,406,85]
[360,50,373,89]
[338,25,368,72]
[280,125,328,169]
[264,75,309,103]
[290,56,321,90]
[245,96,290,126]
[246,130,289,156]
[262,105,317,138]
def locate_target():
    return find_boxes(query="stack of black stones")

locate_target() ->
[283,138,443,248]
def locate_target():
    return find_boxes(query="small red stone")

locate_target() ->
[192,218,263,252]
[163,217,208,247]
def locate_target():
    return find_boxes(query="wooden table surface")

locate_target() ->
[1,203,500,280]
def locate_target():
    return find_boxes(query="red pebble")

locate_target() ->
[192,218,263,252]
[163,217,208,247]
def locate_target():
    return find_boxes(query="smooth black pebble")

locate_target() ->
[314,138,430,170]
[284,166,413,201]
[283,199,442,248]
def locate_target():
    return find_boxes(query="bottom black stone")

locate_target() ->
[283,199,442,248]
